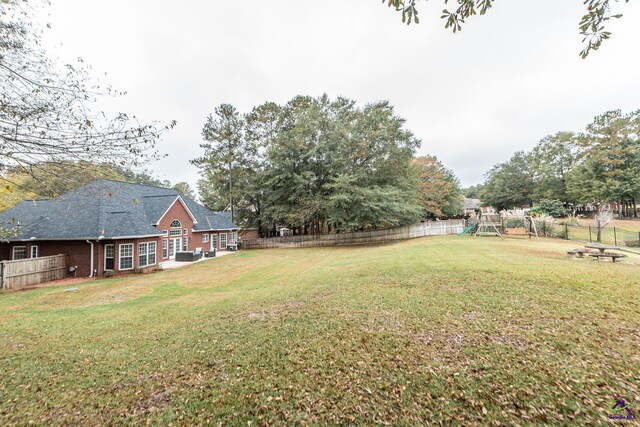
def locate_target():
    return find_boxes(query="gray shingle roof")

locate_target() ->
[463,198,482,210]
[0,180,239,241]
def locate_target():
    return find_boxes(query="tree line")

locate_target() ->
[0,162,195,211]
[477,109,639,217]
[192,95,462,237]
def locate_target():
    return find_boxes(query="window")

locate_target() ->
[163,230,168,237]
[182,236,188,252]
[230,231,237,244]
[119,244,134,270]
[211,233,218,249]
[202,233,209,243]
[139,242,157,267]
[13,246,26,260]
[220,233,227,249]
[162,239,168,259]
[105,244,115,270]
[30,245,39,258]
[183,228,188,235]
[170,219,182,236]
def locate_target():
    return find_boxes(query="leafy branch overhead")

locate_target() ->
[0,0,176,195]
[384,0,630,58]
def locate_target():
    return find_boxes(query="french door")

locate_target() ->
[169,237,182,259]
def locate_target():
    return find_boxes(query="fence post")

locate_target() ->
[614,227,617,246]
[0,261,3,290]
[565,224,569,240]
[589,226,592,243]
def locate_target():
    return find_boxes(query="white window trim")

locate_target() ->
[119,243,134,271]
[11,246,27,261]
[163,230,169,237]
[220,233,227,249]
[104,244,115,271]
[139,241,157,268]
[30,245,39,258]
[13,246,26,260]
[183,228,188,235]
[202,233,209,243]
[162,238,168,259]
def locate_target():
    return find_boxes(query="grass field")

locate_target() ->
[0,237,638,425]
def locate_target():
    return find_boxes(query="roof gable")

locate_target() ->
[153,196,198,226]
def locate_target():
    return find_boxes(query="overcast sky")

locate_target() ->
[41,0,640,193]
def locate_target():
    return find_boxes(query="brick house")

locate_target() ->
[0,180,239,277]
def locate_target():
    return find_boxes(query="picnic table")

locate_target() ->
[584,244,619,254]
[583,244,627,263]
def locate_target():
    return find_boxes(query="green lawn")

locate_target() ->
[0,237,638,425]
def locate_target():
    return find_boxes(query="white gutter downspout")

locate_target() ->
[86,240,94,278]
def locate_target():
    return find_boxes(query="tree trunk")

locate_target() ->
[228,162,234,224]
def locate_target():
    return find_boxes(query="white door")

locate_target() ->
[169,237,182,259]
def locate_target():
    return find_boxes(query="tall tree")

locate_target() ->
[194,95,426,234]
[568,110,640,216]
[192,104,249,223]
[172,182,196,199]
[325,100,423,230]
[529,132,578,204]
[479,152,534,211]
[463,184,483,199]
[414,156,463,218]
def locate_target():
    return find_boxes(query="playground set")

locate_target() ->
[457,213,540,239]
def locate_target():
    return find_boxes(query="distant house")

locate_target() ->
[462,198,482,216]
[0,180,239,277]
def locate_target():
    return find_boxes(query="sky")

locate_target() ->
[40,0,640,194]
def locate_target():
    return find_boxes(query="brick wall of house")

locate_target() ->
[157,198,197,254]
[192,231,237,251]
[98,237,163,277]
[2,241,94,277]
[0,238,163,278]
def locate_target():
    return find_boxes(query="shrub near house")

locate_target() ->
[0,180,239,277]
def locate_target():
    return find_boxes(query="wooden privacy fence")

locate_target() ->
[241,220,466,250]
[0,254,69,291]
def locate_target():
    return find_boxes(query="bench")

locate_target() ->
[505,227,529,236]
[588,253,628,263]
[567,248,593,258]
